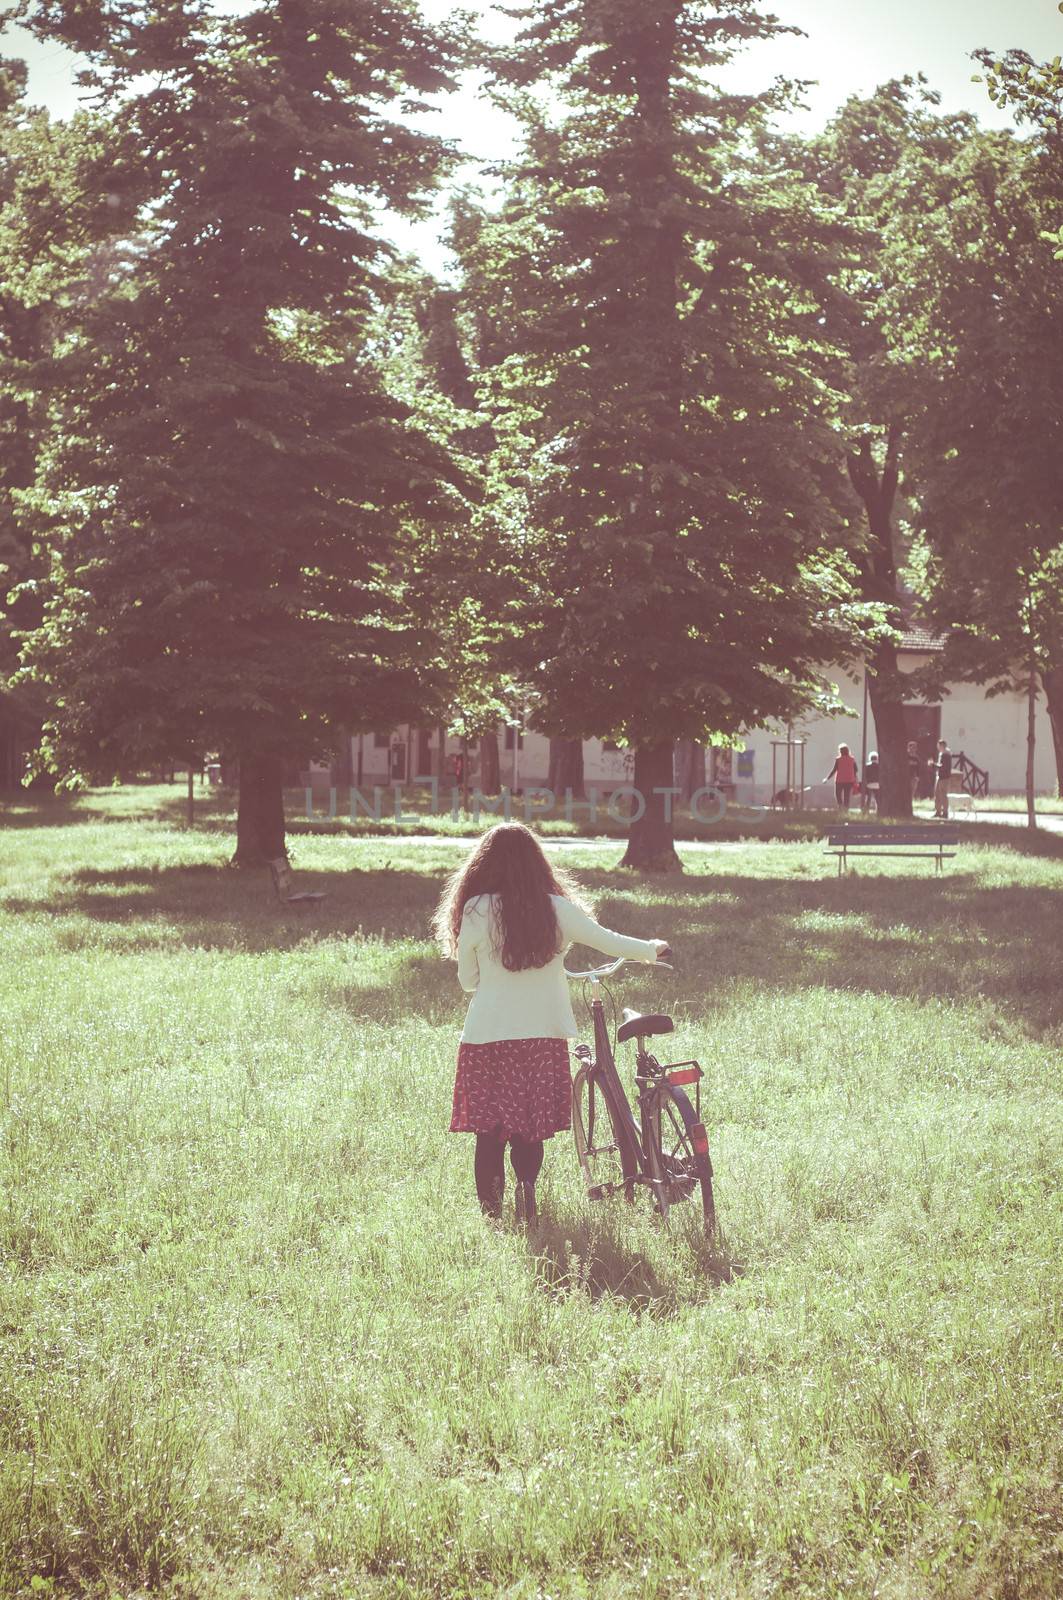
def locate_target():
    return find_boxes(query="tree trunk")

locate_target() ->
[619,743,681,872]
[0,724,20,791]
[186,766,195,827]
[865,650,913,820]
[435,723,448,781]
[334,725,353,787]
[1041,664,1063,799]
[232,751,287,865]
[676,739,706,806]
[846,425,913,820]
[1026,664,1038,831]
[480,733,500,795]
[548,737,585,799]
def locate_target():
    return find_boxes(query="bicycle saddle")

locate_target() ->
[616,1009,674,1044]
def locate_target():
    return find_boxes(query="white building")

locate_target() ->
[740,632,1056,807]
[322,634,1056,805]
[341,725,636,792]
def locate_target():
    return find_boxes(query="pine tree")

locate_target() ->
[17,0,472,860]
[461,0,869,868]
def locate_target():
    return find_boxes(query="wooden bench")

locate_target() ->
[826,824,960,876]
[268,857,327,907]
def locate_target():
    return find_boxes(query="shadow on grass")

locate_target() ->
[575,859,1063,1041]
[0,795,103,829]
[0,862,444,953]
[523,1210,737,1316]
[4,834,1062,1039]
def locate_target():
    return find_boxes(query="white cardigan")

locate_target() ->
[456,893,661,1045]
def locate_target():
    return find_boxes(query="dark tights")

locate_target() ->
[474,1131,544,1217]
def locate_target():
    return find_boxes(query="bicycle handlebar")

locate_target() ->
[564,951,674,981]
[564,955,627,981]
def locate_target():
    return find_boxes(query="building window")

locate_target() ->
[373,732,390,749]
[503,727,524,751]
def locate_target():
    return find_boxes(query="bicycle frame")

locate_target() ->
[585,982,646,1191]
[568,955,710,1220]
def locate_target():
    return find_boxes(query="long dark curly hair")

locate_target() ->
[432,822,592,972]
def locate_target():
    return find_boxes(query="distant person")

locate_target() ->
[861,752,881,813]
[824,744,858,809]
[933,739,953,819]
[433,822,668,1227]
[907,741,921,801]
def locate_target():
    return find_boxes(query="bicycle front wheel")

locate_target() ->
[572,1063,640,1204]
[652,1084,716,1236]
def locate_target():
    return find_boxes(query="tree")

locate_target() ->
[790,81,977,817]
[548,737,585,800]
[0,59,94,789]
[456,0,872,869]
[17,0,472,860]
[968,23,1063,794]
[898,129,1063,811]
[393,267,525,806]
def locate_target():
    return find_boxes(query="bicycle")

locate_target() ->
[566,952,716,1236]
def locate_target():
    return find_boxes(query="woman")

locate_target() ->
[433,822,667,1225]
[824,743,858,809]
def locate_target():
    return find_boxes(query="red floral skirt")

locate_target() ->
[450,1037,572,1141]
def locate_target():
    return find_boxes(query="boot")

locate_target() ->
[514,1181,538,1228]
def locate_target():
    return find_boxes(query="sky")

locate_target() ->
[4,0,1062,267]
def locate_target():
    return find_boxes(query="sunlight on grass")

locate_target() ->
[1,796,1061,1597]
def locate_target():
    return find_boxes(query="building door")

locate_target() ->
[903,705,940,799]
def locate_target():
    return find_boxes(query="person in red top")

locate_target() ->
[824,744,858,809]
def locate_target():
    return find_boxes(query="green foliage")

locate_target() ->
[973,31,1063,131]
[375,267,521,745]
[14,0,475,783]
[894,127,1063,701]
[0,62,106,762]
[780,85,981,819]
[454,1,873,752]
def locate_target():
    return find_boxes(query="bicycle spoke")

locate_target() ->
[573,1064,641,1204]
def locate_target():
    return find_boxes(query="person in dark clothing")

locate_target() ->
[907,741,921,801]
[824,744,858,808]
[861,753,881,813]
[933,740,953,818]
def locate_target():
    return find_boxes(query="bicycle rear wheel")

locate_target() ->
[571,1062,641,1203]
[652,1084,716,1236]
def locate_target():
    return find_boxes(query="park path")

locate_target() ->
[353,811,1063,850]
[963,809,1063,835]
[365,834,747,853]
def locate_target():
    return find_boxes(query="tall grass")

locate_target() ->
[1,794,1061,1597]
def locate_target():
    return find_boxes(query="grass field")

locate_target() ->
[2,791,1062,1598]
